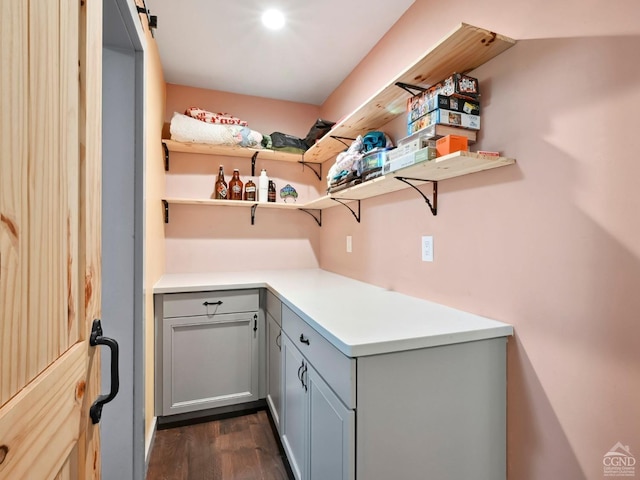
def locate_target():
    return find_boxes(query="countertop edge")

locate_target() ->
[153,270,513,358]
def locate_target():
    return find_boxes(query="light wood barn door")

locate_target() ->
[0,0,103,478]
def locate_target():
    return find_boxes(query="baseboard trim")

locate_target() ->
[156,399,267,430]
[144,416,157,475]
[264,406,295,480]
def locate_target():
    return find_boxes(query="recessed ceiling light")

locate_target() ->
[261,9,285,30]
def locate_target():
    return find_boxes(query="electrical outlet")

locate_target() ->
[346,235,352,253]
[422,236,433,262]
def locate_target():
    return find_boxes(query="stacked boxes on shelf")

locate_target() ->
[380,74,482,176]
[381,143,437,175]
[406,73,481,136]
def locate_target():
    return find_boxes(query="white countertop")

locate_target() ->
[154,269,513,357]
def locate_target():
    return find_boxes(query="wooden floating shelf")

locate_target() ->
[165,151,515,214]
[162,23,517,222]
[304,23,516,165]
[163,198,301,210]
[162,25,515,170]
[331,151,515,202]
[163,139,303,163]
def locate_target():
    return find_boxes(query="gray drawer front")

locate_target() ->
[265,290,282,326]
[163,289,259,318]
[282,304,355,408]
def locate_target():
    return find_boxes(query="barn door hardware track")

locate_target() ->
[395,177,438,216]
[331,198,361,223]
[136,2,158,34]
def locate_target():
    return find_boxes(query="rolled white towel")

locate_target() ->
[170,112,262,147]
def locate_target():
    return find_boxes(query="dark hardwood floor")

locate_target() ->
[146,410,291,480]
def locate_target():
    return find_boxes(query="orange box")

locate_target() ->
[435,134,468,156]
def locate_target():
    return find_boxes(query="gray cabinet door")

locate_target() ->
[162,311,259,415]
[307,363,355,480]
[281,334,307,480]
[266,312,282,432]
[281,334,355,480]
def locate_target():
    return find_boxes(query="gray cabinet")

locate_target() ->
[279,303,506,480]
[154,283,508,480]
[307,360,355,480]
[155,289,260,416]
[281,306,355,480]
[265,291,282,433]
[281,334,307,480]
[355,338,507,480]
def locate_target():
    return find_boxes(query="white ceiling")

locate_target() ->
[146,0,415,105]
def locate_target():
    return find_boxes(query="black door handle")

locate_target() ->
[253,314,258,332]
[299,334,310,345]
[203,300,223,306]
[89,319,120,424]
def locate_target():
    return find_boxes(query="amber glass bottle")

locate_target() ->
[214,165,228,199]
[244,178,256,201]
[268,180,276,202]
[229,169,243,200]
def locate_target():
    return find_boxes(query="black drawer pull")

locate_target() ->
[203,300,223,306]
[299,334,310,345]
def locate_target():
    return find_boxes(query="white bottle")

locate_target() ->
[258,169,269,203]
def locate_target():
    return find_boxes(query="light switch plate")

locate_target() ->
[346,235,352,253]
[422,236,433,262]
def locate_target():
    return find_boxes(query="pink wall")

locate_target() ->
[319,1,640,479]
[165,83,320,138]
[161,2,640,477]
[164,84,323,273]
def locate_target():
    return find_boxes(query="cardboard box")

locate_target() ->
[388,138,421,161]
[406,73,481,126]
[414,146,437,163]
[437,95,480,115]
[408,109,481,135]
[439,73,480,98]
[407,92,480,122]
[436,135,469,156]
[381,146,437,175]
[476,150,500,157]
[398,124,477,147]
[361,149,390,173]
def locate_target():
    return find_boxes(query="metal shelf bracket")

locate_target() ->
[250,204,258,225]
[331,198,361,223]
[329,135,356,148]
[251,152,258,177]
[163,142,169,171]
[395,177,438,216]
[162,200,169,223]
[298,208,322,227]
[298,159,323,181]
[395,82,428,97]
